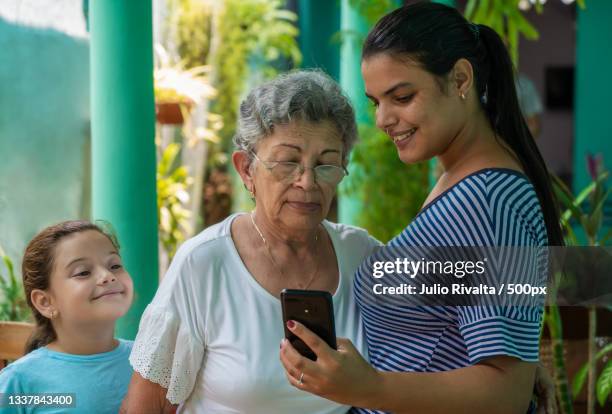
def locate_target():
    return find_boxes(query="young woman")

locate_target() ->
[280,3,562,413]
[0,221,134,414]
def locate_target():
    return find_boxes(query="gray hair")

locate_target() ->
[233,69,358,161]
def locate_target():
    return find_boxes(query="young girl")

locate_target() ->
[0,220,134,413]
[281,2,562,413]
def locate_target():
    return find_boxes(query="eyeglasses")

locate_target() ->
[250,152,348,185]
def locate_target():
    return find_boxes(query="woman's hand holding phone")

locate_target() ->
[279,320,381,408]
[280,289,336,361]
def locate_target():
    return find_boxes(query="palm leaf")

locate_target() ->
[573,343,612,395]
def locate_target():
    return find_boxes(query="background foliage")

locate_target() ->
[343,114,429,242]
[211,0,301,150]
[0,245,31,322]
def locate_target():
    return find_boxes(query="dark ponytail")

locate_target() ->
[362,1,564,246]
[22,220,120,353]
[477,24,564,246]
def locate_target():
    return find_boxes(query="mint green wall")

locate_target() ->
[0,17,90,267]
[574,2,612,191]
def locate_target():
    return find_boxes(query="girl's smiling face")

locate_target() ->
[362,53,467,164]
[44,230,134,325]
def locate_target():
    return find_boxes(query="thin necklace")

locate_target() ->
[250,211,321,290]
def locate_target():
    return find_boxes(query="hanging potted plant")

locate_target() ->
[154,45,216,125]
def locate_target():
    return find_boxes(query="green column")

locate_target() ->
[338,0,372,226]
[339,0,371,125]
[574,3,612,192]
[298,0,340,81]
[90,1,158,339]
[338,0,409,225]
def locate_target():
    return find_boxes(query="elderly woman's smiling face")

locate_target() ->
[250,119,344,232]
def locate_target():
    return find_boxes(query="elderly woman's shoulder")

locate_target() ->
[323,220,383,250]
[172,214,239,264]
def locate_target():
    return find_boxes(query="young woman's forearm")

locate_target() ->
[358,357,536,414]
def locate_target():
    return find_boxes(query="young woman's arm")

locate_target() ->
[372,356,535,414]
[120,372,178,414]
[280,321,535,414]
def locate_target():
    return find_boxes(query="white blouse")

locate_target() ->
[130,213,380,413]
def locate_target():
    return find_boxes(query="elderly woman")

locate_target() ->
[121,70,380,413]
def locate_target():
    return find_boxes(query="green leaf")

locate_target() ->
[488,14,505,39]
[596,344,612,360]
[0,247,30,321]
[585,187,610,239]
[514,12,539,41]
[465,0,478,20]
[592,187,611,214]
[2,254,14,279]
[597,359,612,406]
[472,0,490,24]
[573,363,589,397]
[574,343,612,395]
[546,305,562,337]
[534,0,544,14]
[575,181,598,206]
[506,14,519,65]
[274,9,298,22]
[590,171,609,206]
[594,171,610,190]
[554,183,585,224]
[485,0,499,24]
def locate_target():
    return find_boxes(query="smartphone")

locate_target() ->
[280,289,337,361]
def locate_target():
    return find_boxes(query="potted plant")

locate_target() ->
[154,45,216,125]
[550,154,612,413]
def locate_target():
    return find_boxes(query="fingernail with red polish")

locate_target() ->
[287,320,295,329]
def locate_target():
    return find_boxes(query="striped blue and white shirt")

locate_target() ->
[353,168,548,413]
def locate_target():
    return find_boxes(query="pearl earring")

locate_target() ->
[460,92,467,100]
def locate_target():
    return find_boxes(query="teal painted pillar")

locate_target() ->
[338,1,407,225]
[574,3,612,192]
[298,0,340,81]
[339,0,371,125]
[90,1,158,339]
[338,0,372,226]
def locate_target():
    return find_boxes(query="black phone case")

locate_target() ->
[280,289,337,361]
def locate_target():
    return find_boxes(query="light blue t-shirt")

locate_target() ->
[0,339,133,413]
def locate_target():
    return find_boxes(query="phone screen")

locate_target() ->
[281,289,337,361]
